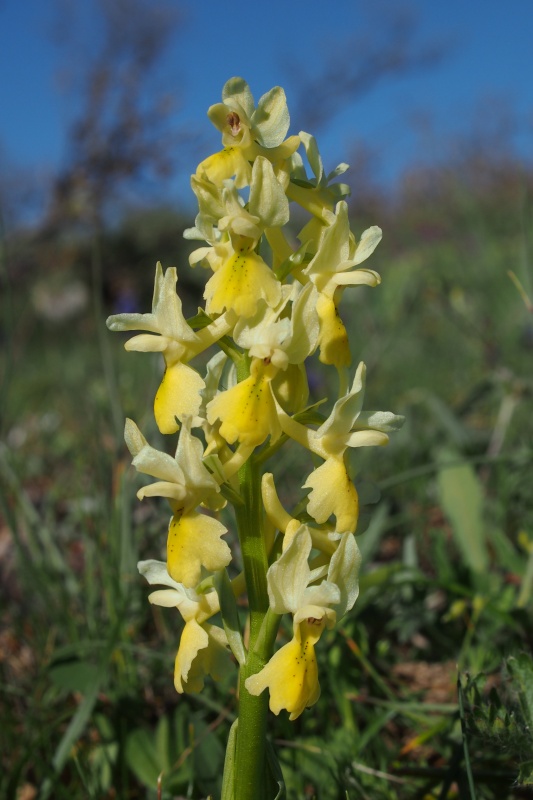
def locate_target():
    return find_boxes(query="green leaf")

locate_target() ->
[221,720,238,800]
[48,658,101,694]
[125,728,162,788]
[51,683,100,769]
[194,722,225,797]
[155,713,171,774]
[436,447,488,574]
[40,671,102,799]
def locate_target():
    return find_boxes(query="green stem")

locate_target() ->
[233,457,270,800]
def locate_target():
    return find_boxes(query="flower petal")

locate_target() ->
[245,619,324,720]
[252,86,290,147]
[315,294,351,368]
[266,526,312,614]
[206,359,281,447]
[327,533,362,618]
[138,559,182,590]
[154,362,205,435]
[167,511,231,588]
[177,622,232,693]
[174,619,209,693]
[304,458,359,533]
[204,249,281,319]
[125,419,184,483]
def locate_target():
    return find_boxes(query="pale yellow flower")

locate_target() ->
[276,362,403,530]
[245,526,360,719]
[197,77,299,188]
[107,263,232,433]
[245,618,324,720]
[299,201,381,367]
[138,560,232,693]
[124,416,223,514]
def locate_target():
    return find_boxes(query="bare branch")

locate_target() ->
[288,4,451,132]
[47,0,186,226]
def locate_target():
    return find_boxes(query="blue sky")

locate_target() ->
[1,0,532,211]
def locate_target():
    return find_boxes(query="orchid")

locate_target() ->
[276,361,403,530]
[109,77,403,799]
[206,281,320,445]
[124,416,222,512]
[199,158,289,319]
[300,201,382,367]
[107,262,232,433]
[197,77,300,188]
[138,560,232,692]
[245,525,360,718]
[124,417,231,586]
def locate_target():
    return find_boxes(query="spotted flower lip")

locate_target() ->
[245,619,323,720]
[245,526,361,718]
[206,357,282,448]
[204,246,282,319]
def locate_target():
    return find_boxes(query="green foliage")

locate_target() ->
[461,656,533,789]
[436,446,488,576]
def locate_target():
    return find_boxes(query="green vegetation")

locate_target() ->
[1,155,533,798]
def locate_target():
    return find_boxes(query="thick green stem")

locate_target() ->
[233,457,270,800]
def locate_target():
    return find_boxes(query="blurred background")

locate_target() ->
[1,1,533,798]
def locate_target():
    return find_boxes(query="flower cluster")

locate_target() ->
[107,77,402,719]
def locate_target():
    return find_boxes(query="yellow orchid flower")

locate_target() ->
[200,158,289,319]
[302,201,382,298]
[197,77,300,188]
[107,263,232,433]
[124,417,231,587]
[277,362,402,460]
[245,617,324,720]
[124,416,223,514]
[229,282,319,415]
[298,202,381,367]
[245,525,360,718]
[232,282,319,370]
[276,362,403,530]
[138,560,233,693]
